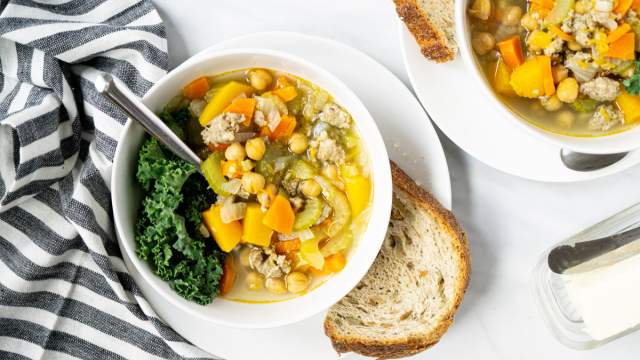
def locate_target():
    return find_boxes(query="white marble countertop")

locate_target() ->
[153,0,640,358]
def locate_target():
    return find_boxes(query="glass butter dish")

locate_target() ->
[533,203,640,349]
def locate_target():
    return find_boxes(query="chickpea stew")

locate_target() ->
[468,0,640,136]
[153,68,372,303]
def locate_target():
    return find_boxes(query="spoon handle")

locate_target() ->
[95,74,202,170]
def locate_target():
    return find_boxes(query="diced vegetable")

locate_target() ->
[300,238,324,270]
[569,97,599,112]
[509,56,554,98]
[261,114,297,140]
[323,253,346,273]
[202,205,243,252]
[315,176,351,236]
[615,90,640,123]
[183,76,210,100]
[615,0,633,15]
[288,159,316,180]
[221,160,243,179]
[274,238,301,255]
[220,255,235,295]
[497,36,524,69]
[275,76,291,89]
[344,175,371,217]
[320,230,353,257]
[544,0,574,25]
[223,98,256,126]
[199,81,254,126]
[606,32,635,60]
[608,23,631,43]
[262,195,295,234]
[633,0,640,10]
[548,25,574,42]
[293,198,324,231]
[273,86,298,102]
[242,203,274,247]
[220,201,246,223]
[493,59,516,96]
[202,152,230,196]
[528,30,553,49]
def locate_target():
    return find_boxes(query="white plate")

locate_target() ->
[399,25,640,182]
[120,31,451,359]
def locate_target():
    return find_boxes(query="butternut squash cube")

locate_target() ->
[202,205,242,252]
[242,203,274,247]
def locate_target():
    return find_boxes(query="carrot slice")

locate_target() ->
[538,55,556,97]
[220,255,236,295]
[275,76,292,89]
[607,32,636,60]
[223,98,256,126]
[262,195,295,234]
[548,24,574,42]
[207,143,229,152]
[497,36,524,69]
[274,238,301,255]
[260,115,297,140]
[633,0,640,10]
[607,23,631,43]
[183,76,209,99]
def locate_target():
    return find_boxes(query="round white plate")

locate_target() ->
[121,31,451,359]
[399,25,640,182]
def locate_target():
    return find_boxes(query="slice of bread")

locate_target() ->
[394,0,457,62]
[324,162,470,359]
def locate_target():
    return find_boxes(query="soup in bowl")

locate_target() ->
[112,49,392,328]
[457,0,640,153]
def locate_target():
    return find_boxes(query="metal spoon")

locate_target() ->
[547,226,640,274]
[94,74,202,170]
[560,148,627,172]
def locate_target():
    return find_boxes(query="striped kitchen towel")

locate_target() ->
[0,0,215,359]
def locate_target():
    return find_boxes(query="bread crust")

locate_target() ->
[324,161,470,359]
[394,0,456,62]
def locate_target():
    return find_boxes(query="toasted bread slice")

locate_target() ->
[394,0,457,62]
[324,162,470,359]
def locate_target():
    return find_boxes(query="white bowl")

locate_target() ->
[455,0,640,154]
[111,48,392,329]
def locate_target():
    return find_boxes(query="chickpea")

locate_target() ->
[225,142,245,161]
[556,78,579,103]
[502,5,523,26]
[241,172,266,194]
[468,0,492,20]
[239,247,251,267]
[245,271,265,291]
[286,272,310,293]
[551,65,568,84]
[300,179,322,197]
[245,138,266,161]
[322,164,338,179]
[541,95,563,112]
[520,12,538,31]
[568,41,582,51]
[556,110,575,129]
[288,133,308,154]
[471,32,496,56]
[248,69,272,91]
[265,277,287,294]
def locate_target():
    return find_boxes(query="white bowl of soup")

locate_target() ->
[111,48,392,328]
[456,0,640,154]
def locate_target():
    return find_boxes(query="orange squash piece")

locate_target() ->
[202,205,243,253]
[273,86,298,102]
[223,98,256,126]
[615,0,634,15]
[242,203,274,247]
[262,195,295,234]
[274,238,301,255]
[497,36,524,69]
[607,32,635,60]
[183,76,209,99]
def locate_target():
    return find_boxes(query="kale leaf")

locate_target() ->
[623,61,640,95]
[134,107,222,305]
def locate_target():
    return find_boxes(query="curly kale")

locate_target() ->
[134,107,222,305]
[623,61,640,95]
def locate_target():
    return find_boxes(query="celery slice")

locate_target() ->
[201,152,229,196]
[293,198,324,231]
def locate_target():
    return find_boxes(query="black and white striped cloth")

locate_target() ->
[0,1,215,358]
